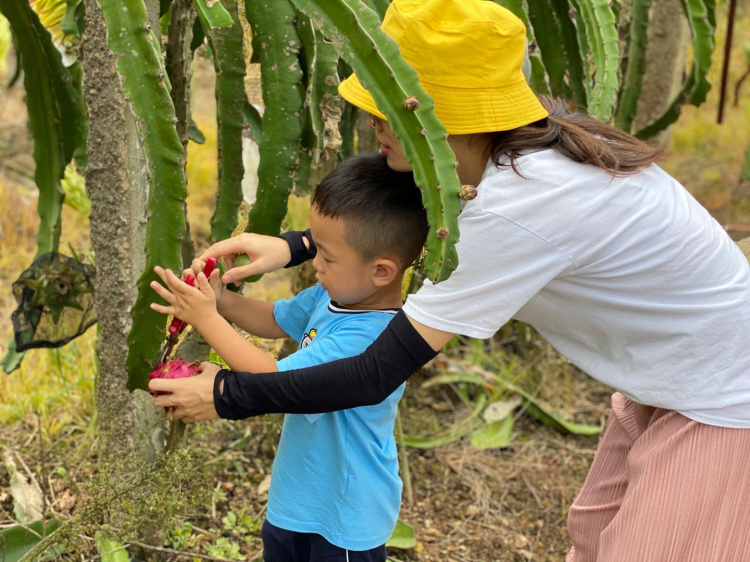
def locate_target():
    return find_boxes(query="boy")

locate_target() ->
[150,152,428,561]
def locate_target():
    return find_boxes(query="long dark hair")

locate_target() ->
[490,96,663,176]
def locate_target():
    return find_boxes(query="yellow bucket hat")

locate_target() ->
[338,0,549,135]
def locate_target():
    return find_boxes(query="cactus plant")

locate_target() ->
[0,0,86,372]
[296,12,342,195]
[615,0,651,133]
[567,0,619,121]
[95,0,190,390]
[202,0,247,243]
[243,0,306,238]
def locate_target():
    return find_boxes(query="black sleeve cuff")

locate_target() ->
[278,229,317,268]
[211,310,438,419]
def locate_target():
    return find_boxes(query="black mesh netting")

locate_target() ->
[10,252,96,352]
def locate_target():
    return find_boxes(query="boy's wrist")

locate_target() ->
[192,309,222,334]
[215,289,236,317]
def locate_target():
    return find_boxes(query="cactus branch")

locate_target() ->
[0,0,85,372]
[191,0,232,28]
[202,0,247,243]
[244,0,305,237]
[568,0,620,121]
[96,0,189,390]
[615,0,651,133]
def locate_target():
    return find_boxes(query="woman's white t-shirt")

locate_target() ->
[404,149,750,428]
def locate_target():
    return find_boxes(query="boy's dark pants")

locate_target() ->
[262,520,387,562]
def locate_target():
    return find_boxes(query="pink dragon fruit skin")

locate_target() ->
[149,359,201,412]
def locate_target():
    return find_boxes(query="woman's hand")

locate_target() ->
[148,362,221,423]
[198,233,292,286]
[150,266,220,331]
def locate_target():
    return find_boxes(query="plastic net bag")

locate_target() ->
[10,252,96,352]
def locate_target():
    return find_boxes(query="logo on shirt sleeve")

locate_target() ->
[299,328,317,349]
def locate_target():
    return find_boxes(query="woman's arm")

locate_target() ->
[149,310,454,421]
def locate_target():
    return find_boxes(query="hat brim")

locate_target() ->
[339,73,549,135]
[338,73,388,121]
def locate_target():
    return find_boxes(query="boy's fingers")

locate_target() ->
[153,265,168,283]
[149,302,174,315]
[195,272,214,296]
[164,269,196,295]
[150,280,176,303]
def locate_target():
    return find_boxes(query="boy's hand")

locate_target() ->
[150,266,220,330]
[183,259,225,307]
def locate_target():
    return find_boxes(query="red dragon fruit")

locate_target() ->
[149,359,201,412]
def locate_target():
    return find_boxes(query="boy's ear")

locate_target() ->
[372,257,400,287]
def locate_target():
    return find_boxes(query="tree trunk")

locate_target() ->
[83,0,164,464]
[632,0,691,147]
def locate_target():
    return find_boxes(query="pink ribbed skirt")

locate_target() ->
[566,392,750,562]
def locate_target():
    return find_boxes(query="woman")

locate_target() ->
[150,0,750,560]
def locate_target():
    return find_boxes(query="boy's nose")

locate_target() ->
[312,254,322,272]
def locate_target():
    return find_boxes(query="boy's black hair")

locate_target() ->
[312,152,428,269]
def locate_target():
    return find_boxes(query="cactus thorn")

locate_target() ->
[436,227,449,240]
[403,95,419,111]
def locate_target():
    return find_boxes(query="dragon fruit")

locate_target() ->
[149,359,201,412]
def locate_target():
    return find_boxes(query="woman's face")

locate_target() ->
[367,113,492,186]
[367,114,412,172]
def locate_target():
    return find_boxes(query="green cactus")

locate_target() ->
[201,0,247,243]
[96,0,190,390]
[296,12,342,196]
[568,0,619,122]
[294,12,318,197]
[615,0,651,133]
[243,101,263,141]
[192,0,233,28]
[290,0,462,282]
[360,0,389,20]
[0,0,85,372]
[525,0,586,109]
[243,0,305,237]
